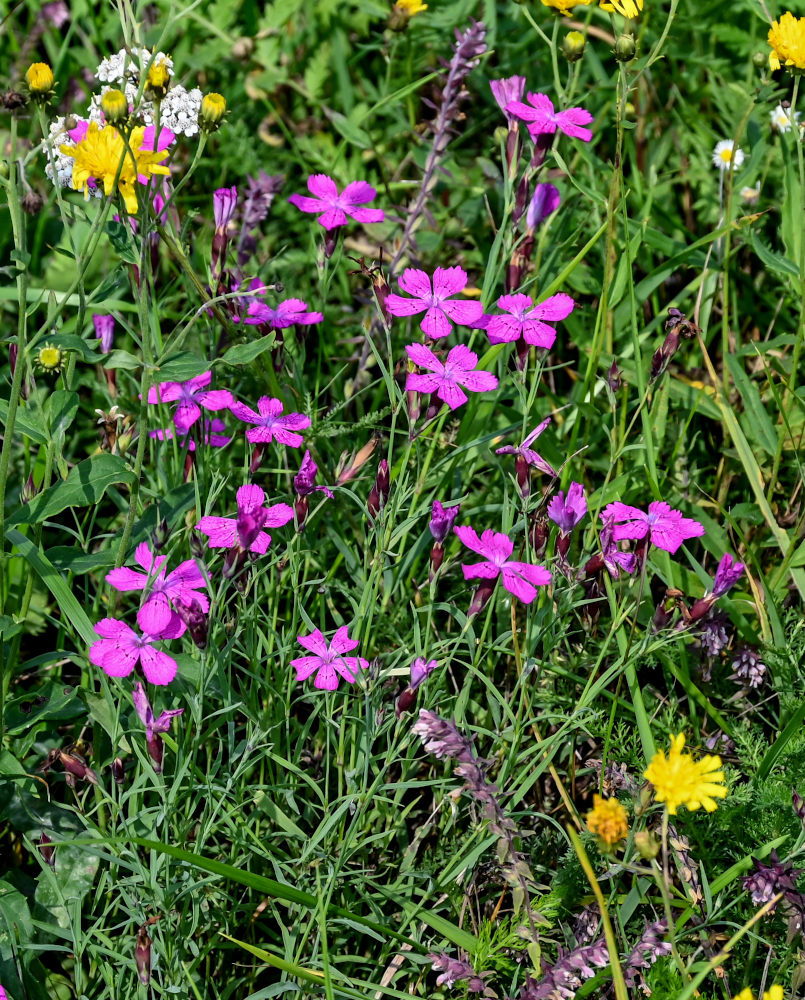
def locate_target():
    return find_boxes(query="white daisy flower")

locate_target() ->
[712,139,745,171]
[770,104,802,133]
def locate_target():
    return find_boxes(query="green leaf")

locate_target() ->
[7,454,134,527]
[5,530,96,645]
[47,390,79,442]
[35,835,100,930]
[39,334,103,363]
[726,355,778,456]
[104,349,142,371]
[757,701,805,780]
[747,230,799,279]
[323,108,371,149]
[105,219,140,265]
[220,332,276,367]
[153,352,210,383]
[0,396,48,445]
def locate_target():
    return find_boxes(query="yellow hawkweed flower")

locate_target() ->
[735,987,784,1000]
[586,794,628,851]
[396,0,427,12]
[59,122,170,214]
[768,12,805,71]
[541,0,594,14]
[644,733,728,815]
[100,88,128,125]
[600,0,643,15]
[25,62,54,100]
[36,344,66,373]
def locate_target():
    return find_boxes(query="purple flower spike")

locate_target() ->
[601,501,705,554]
[526,183,561,230]
[489,76,526,120]
[454,525,551,604]
[213,185,237,231]
[291,626,369,691]
[485,291,574,348]
[294,450,334,498]
[230,396,310,447]
[430,500,461,543]
[495,417,557,476]
[411,657,438,691]
[712,553,745,596]
[548,482,588,536]
[93,314,115,352]
[146,371,234,434]
[243,297,323,329]
[405,343,498,411]
[505,91,594,143]
[387,266,484,339]
[196,483,293,554]
[288,174,385,230]
[106,541,209,636]
[89,616,183,685]
[132,681,183,740]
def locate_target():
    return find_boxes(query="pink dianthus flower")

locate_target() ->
[484,291,574,348]
[291,626,369,691]
[288,174,384,230]
[146,371,234,434]
[601,501,705,554]
[89,614,183,685]
[505,92,594,143]
[230,396,310,447]
[387,266,484,339]
[405,343,498,411]
[196,483,293,554]
[454,525,551,604]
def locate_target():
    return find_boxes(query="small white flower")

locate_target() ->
[95,48,173,85]
[740,182,761,204]
[712,139,745,171]
[770,104,802,133]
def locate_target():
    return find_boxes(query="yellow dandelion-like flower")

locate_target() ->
[36,344,66,374]
[586,794,629,850]
[396,0,428,13]
[59,122,170,214]
[541,0,594,15]
[735,986,784,1000]
[644,733,728,815]
[769,12,805,71]
[600,0,643,16]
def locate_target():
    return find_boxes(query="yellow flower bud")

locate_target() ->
[25,62,54,101]
[146,59,171,97]
[101,88,128,125]
[562,31,586,63]
[633,830,661,860]
[614,33,637,62]
[199,92,227,133]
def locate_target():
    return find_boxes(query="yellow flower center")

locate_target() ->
[147,60,171,90]
[38,345,64,371]
[719,148,734,163]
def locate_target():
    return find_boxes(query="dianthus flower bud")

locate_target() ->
[112,757,126,785]
[562,31,586,63]
[101,88,128,125]
[367,459,390,521]
[135,925,152,985]
[614,34,637,62]
[429,500,460,544]
[25,62,54,101]
[38,831,56,868]
[199,92,226,133]
[151,517,170,551]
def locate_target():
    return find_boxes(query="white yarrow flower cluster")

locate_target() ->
[95,47,173,85]
[159,86,203,137]
[770,104,802,133]
[42,117,83,191]
[712,139,744,171]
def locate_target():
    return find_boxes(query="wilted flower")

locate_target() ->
[242,298,323,328]
[548,482,587,536]
[430,501,461,543]
[489,76,526,121]
[291,627,369,690]
[132,681,183,773]
[644,732,728,815]
[294,451,333,499]
[496,417,557,499]
[93,314,115,352]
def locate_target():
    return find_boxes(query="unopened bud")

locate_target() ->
[753,50,768,68]
[38,832,56,868]
[146,59,171,99]
[101,88,128,125]
[112,757,125,785]
[189,530,207,561]
[199,92,226,132]
[135,925,152,985]
[614,34,636,62]
[294,494,309,532]
[367,458,390,521]
[21,473,37,504]
[25,62,54,101]
[152,517,170,550]
[634,830,661,860]
[562,31,586,63]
